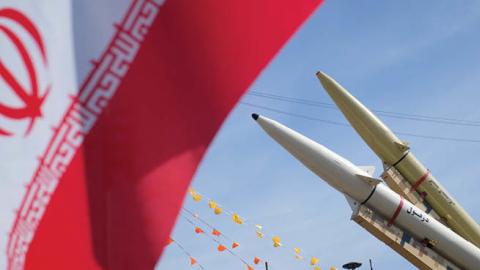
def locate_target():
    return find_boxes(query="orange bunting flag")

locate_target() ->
[272,236,282,247]
[212,229,221,236]
[214,205,223,215]
[208,200,217,209]
[255,231,264,238]
[194,227,204,234]
[190,257,197,265]
[166,237,174,246]
[232,213,243,224]
[247,265,254,270]
[310,256,319,266]
[253,256,261,265]
[232,242,240,249]
[217,244,226,252]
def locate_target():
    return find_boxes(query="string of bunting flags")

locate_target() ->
[188,188,339,270]
[165,237,206,269]
[183,208,241,250]
[182,207,287,269]
[181,212,257,270]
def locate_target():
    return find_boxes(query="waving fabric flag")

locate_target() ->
[0,0,322,269]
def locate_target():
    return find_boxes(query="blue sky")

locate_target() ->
[157,1,480,269]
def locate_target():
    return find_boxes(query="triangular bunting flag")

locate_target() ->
[214,206,223,215]
[232,213,243,224]
[217,244,226,252]
[208,200,217,209]
[272,236,282,248]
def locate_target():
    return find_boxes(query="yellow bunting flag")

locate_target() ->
[272,236,282,247]
[189,188,202,202]
[253,256,261,265]
[217,244,226,252]
[294,247,303,259]
[314,267,322,270]
[255,224,262,230]
[214,205,222,215]
[208,200,217,209]
[255,231,264,238]
[232,213,243,224]
[194,227,204,234]
[310,256,319,266]
[190,257,197,265]
[232,242,240,249]
[330,267,337,270]
[212,229,221,236]
[192,192,202,202]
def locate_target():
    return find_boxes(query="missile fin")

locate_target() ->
[344,194,360,214]
[358,166,375,176]
[394,140,410,151]
[356,174,382,186]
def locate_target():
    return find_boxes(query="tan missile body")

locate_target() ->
[316,71,480,247]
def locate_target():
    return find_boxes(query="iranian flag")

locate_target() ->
[0,1,322,269]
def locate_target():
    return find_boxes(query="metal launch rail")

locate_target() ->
[351,167,460,270]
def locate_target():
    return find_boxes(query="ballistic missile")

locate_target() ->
[316,71,480,247]
[252,113,480,270]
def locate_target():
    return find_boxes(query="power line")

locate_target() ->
[170,238,207,270]
[240,102,480,143]
[247,91,480,127]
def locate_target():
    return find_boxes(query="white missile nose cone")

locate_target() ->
[251,113,270,127]
[252,113,272,128]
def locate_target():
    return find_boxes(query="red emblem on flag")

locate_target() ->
[0,8,49,136]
